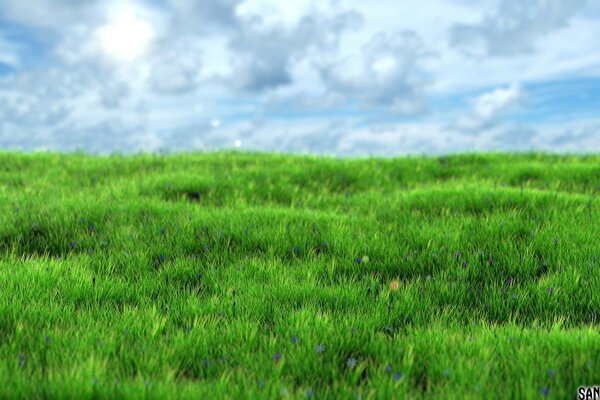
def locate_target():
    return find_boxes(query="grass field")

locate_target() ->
[0,151,598,399]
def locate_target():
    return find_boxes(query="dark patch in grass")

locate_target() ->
[0,312,16,345]
[414,370,429,394]
[259,317,275,334]
[183,191,202,202]
[0,227,69,259]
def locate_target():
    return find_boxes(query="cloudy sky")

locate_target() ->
[0,0,599,155]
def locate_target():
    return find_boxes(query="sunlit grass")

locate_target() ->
[0,151,598,399]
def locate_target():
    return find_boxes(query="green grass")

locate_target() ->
[0,151,598,399]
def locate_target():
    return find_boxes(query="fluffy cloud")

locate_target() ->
[318,30,430,114]
[450,0,587,57]
[0,34,20,68]
[224,10,362,93]
[457,83,526,132]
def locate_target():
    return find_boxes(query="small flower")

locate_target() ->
[393,372,403,381]
[454,251,461,259]
[443,369,450,377]
[346,358,357,368]
[273,352,281,362]
[553,238,559,246]
[19,353,26,367]
[203,358,210,367]
[541,386,550,397]
[355,257,362,264]
[389,280,400,291]
[315,344,325,354]
[160,228,166,235]
[384,364,392,373]
[547,287,555,295]
[159,255,166,262]
[462,261,469,269]
[197,273,203,280]
[70,241,77,249]
[294,247,301,255]
[505,277,514,287]
[291,336,299,344]
[305,389,314,399]
[548,369,555,377]
[256,380,265,388]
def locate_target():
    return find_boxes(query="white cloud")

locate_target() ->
[450,0,587,57]
[317,30,430,114]
[456,83,525,132]
[0,34,20,67]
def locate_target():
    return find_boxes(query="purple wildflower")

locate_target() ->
[346,358,357,368]
[541,386,550,397]
[393,372,403,381]
[273,352,281,362]
[505,276,514,287]
[291,336,299,344]
[315,344,325,354]
[548,369,555,377]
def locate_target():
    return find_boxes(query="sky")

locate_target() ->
[0,0,599,156]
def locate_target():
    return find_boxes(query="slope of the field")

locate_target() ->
[0,151,598,399]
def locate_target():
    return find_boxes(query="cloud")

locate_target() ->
[450,0,587,57]
[0,0,102,30]
[317,30,431,115]
[165,0,243,32]
[224,10,363,93]
[149,40,203,95]
[457,83,526,132]
[0,33,20,68]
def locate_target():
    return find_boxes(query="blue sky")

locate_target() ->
[0,0,599,155]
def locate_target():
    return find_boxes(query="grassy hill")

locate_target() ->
[0,151,598,399]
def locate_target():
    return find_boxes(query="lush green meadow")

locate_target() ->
[0,151,598,399]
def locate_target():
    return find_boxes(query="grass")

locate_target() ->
[0,150,598,399]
